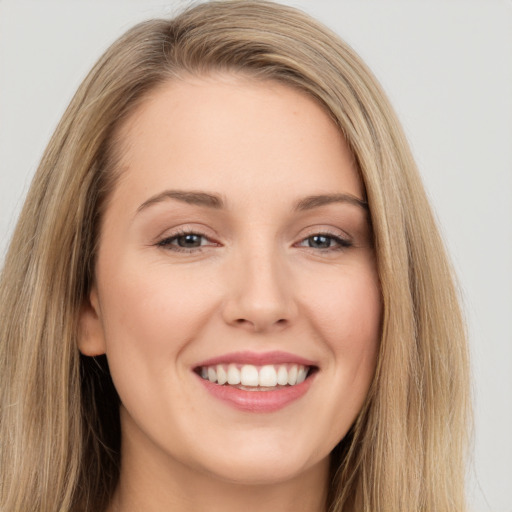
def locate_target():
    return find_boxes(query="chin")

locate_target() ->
[209,464,312,487]
[193,444,326,486]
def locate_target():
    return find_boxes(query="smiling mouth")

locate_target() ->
[195,363,316,390]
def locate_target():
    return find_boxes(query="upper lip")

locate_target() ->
[194,350,317,368]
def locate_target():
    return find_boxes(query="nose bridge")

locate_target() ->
[223,234,296,332]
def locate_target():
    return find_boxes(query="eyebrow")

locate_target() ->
[293,193,368,211]
[136,190,368,213]
[137,190,224,212]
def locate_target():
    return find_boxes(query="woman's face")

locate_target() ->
[79,75,381,485]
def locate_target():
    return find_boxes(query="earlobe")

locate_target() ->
[78,286,107,356]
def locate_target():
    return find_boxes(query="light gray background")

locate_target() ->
[1,1,511,510]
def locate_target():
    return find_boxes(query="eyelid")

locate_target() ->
[154,223,219,242]
[296,225,352,241]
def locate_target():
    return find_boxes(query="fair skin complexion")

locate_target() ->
[79,75,381,512]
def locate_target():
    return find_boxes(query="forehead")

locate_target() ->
[112,75,364,210]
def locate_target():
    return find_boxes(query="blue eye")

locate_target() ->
[174,233,205,248]
[156,231,351,254]
[299,234,351,250]
[157,232,211,251]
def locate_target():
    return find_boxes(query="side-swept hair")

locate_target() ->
[0,1,470,510]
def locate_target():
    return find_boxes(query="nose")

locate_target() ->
[221,245,297,333]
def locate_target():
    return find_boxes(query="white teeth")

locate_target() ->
[287,365,298,385]
[216,365,227,385]
[296,366,307,384]
[199,363,311,388]
[207,367,217,383]
[241,365,259,386]
[227,364,241,385]
[277,365,288,385]
[259,365,277,387]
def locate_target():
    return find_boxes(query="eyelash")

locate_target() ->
[156,230,352,254]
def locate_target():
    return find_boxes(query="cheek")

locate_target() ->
[305,265,381,343]
[301,264,381,386]
[97,257,221,370]
[95,257,226,434]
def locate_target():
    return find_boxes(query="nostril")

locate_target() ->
[233,317,288,330]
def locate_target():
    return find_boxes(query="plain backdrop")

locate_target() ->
[0,1,511,510]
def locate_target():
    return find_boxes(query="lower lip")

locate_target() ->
[196,373,315,413]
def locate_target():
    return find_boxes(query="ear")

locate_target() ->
[78,286,107,356]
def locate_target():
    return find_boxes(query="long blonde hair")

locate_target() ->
[0,1,471,511]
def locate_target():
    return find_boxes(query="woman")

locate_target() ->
[0,1,471,511]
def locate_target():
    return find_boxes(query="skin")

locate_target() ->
[79,75,382,512]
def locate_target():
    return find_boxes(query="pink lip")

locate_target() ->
[194,350,317,368]
[193,351,317,413]
[195,372,316,413]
